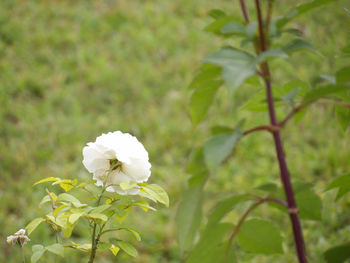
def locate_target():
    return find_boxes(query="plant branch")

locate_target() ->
[225,196,287,257]
[239,0,250,23]
[242,124,279,136]
[88,188,105,263]
[254,0,307,262]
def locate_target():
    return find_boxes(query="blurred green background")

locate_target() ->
[1,0,349,262]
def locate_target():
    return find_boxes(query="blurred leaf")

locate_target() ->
[189,64,222,90]
[336,106,350,131]
[26,218,45,235]
[303,84,349,102]
[237,218,283,254]
[33,177,59,186]
[141,184,169,207]
[295,189,322,220]
[186,147,208,186]
[203,129,242,174]
[336,66,350,84]
[283,39,318,54]
[39,195,51,207]
[53,204,68,217]
[325,174,350,200]
[98,243,112,251]
[324,243,350,263]
[87,213,108,222]
[277,0,337,28]
[176,186,203,254]
[129,200,156,212]
[69,211,85,224]
[203,47,256,92]
[117,241,138,257]
[31,245,45,263]
[204,16,238,35]
[210,125,235,135]
[255,183,279,194]
[118,227,141,241]
[221,22,246,36]
[114,207,130,223]
[206,195,248,228]
[186,223,233,263]
[208,9,226,19]
[46,243,64,257]
[188,241,236,263]
[190,79,223,126]
[109,245,120,256]
[90,204,111,214]
[256,48,288,63]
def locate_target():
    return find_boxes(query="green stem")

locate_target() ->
[21,246,26,263]
[88,188,105,263]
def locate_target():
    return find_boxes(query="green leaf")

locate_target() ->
[176,186,203,254]
[109,245,120,256]
[325,174,350,200]
[203,47,256,92]
[46,243,64,257]
[188,241,236,263]
[277,0,337,28]
[204,16,238,35]
[255,48,288,63]
[336,66,350,84]
[185,147,208,186]
[114,207,130,223]
[119,227,141,241]
[303,84,349,102]
[87,213,108,222]
[69,211,85,224]
[208,9,226,19]
[283,38,318,54]
[140,184,169,207]
[255,183,279,194]
[57,193,80,204]
[39,195,51,207]
[206,195,248,228]
[190,79,223,125]
[295,189,322,220]
[324,243,350,263]
[26,218,45,235]
[189,64,222,90]
[336,106,350,131]
[33,177,59,186]
[31,245,45,263]
[221,22,246,36]
[53,204,68,217]
[129,200,156,212]
[186,223,233,263]
[237,218,283,254]
[204,129,242,174]
[90,204,111,214]
[117,241,138,257]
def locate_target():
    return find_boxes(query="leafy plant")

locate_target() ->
[178,0,350,262]
[8,131,168,263]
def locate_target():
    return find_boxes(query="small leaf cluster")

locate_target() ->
[25,177,168,262]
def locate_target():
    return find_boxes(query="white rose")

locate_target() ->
[82,131,151,195]
[7,229,30,246]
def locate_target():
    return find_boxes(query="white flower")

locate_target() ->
[82,131,151,195]
[7,229,30,247]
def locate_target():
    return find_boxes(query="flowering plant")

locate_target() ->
[9,131,168,263]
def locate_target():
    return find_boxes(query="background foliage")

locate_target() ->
[0,0,349,262]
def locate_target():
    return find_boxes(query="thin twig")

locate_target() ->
[225,196,286,257]
[239,0,250,23]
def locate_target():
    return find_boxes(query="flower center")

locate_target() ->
[109,159,122,171]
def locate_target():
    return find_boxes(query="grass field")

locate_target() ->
[1,0,349,262]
